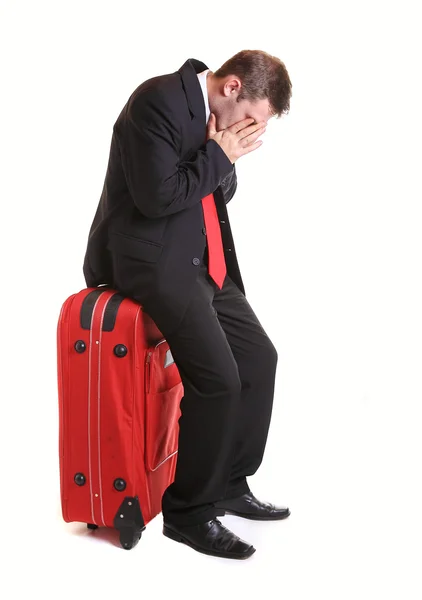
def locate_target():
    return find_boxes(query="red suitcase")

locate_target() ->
[57,286,184,549]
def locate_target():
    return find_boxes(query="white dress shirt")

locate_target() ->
[197,68,211,123]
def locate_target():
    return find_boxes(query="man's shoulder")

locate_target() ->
[114,70,184,127]
[129,71,183,109]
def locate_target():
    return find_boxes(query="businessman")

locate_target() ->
[83,49,292,559]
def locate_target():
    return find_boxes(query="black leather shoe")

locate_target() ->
[215,491,291,521]
[163,518,256,560]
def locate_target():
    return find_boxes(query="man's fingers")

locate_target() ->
[210,115,265,161]
[240,126,266,147]
[237,121,266,141]
[228,117,255,134]
[241,140,263,155]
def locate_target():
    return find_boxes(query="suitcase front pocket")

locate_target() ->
[144,339,183,472]
[145,381,183,472]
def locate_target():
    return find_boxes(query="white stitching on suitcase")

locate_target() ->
[97,298,111,527]
[88,295,103,526]
[150,450,178,472]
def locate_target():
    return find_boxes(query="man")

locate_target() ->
[83,50,292,560]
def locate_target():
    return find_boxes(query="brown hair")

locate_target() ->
[214,49,292,119]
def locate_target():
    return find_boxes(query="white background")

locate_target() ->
[1,0,421,598]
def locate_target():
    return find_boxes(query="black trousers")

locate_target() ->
[144,247,278,526]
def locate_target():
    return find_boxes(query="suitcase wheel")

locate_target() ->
[86,522,141,548]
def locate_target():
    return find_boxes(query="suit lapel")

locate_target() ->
[178,58,211,149]
[178,58,209,121]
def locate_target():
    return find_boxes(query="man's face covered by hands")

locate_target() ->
[208,72,275,131]
[218,97,274,131]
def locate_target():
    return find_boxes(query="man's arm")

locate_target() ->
[220,163,237,205]
[115,88,234,219]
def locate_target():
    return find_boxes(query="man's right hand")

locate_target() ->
[206,113,266,164]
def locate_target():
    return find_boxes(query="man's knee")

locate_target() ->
[268,340,278,366]
[256,339,278,373]
[207,365,242,398]
[223,370,242,397]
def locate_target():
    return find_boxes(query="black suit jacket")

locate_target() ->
[83,57,245,334]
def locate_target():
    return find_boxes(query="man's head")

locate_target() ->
[206,49,292,130]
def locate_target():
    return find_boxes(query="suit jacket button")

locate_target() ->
[202,227,206,235]
[192,257,200,265]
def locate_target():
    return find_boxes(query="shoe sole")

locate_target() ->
[163,525,256,560]
[220,510,291,521]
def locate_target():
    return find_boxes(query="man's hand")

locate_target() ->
[206,114,266,164]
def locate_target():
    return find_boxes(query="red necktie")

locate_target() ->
[201,192,226,288]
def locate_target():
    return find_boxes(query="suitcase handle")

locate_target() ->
[80,289,125,331]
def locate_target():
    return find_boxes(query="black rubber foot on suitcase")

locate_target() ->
[119,527,143,550]
[113,496,146,550]
[87,523,99,530]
